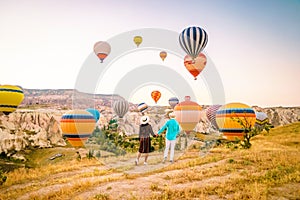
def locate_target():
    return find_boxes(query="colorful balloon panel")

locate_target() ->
[133,36,143,47]
[159,51,167,61]
[179,26,208,59]
[184,53,207,80]
[93,41,111,63]
[86,108,100,122]
[168,97,179,109]
[113,99,129,118]
[206,105,222,129]
[60,110,96,147]
[151,90,161,104]
[174,96,202,134]
[0,85,24,114]
[255,111,269,125]
[137,102,148,113]
[216,103,256,141]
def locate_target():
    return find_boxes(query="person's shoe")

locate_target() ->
[162,157,167,163]
[135,159,138,166]
[144,162,148,165]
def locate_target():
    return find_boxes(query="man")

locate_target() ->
[157,112,180,163]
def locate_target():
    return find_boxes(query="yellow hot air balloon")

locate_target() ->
[133,36,143,47]
[215,102,256,141]
[174,96,202,134]
[0,85,24,115]
[159,51,167,61]
[60,110,96,147]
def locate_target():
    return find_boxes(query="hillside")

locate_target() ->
[0,122,299,199]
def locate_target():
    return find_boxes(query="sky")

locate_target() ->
[0,0,299,107]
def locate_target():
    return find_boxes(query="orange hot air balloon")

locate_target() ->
[184,53,207,80]
[93,41,111,63]
[159,51,167,61]
[174,96,202,134]
[151,90,161,104]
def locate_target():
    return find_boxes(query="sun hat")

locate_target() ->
[140,115,150,125]
[169,112,176,118]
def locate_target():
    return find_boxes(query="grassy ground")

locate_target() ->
[0,122,299,199]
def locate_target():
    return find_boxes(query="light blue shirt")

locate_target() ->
[158,118,180,140]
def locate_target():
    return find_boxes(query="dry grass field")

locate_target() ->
[0,122,299,200]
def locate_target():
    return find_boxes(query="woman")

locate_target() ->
[135,115,155,165]
[157,112,180,163]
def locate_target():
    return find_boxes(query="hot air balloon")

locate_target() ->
[86,108,100,122]
[206,105,222,130]
[184,53,207,80]
[179,26,208,60]
[93,41,111,63]
[151,90,161,104]
[159,51,167,61]
[113,99,129,118]
[133,36,143,47]
[255,111,269,131]
[60,110,96,147]
[168,97,179,109]
[137,102,148,114]
[0,85,24,115]
[174,96,202,134]
[216,103,256,141]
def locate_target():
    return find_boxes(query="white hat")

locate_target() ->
[140,115,150,125]
[169,112,176,118]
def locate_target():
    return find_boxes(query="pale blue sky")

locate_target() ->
[0,0,299,107]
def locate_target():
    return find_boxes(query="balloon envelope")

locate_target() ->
[255,111,269,126]
[174,96,202,134]
[206,105,222,130]
[60,110,96,147]
[133,36,143,47]
[86,108,100,122]
[0,85,24,115]
[159,51,167,61]
[179,26,208,59]
[168,97,179,109]
[184,53,207,80]
[216,103,256,141]
[151,90,161,104]
[113,99,129,118]
[93,41,111,63]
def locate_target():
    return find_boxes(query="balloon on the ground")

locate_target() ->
[216,103,256,141]
[0,85,24,115]
[151,90,161,104]
[86,108,100,122]
[137,102,148,113]
[93,41,111,63]
[206,105,222,130]
[255,111,269,131]
[113,99,129,118]
[159,51,167,61]
[133,36,143,47]
[184,53,207,80]
[168,97,179,109]
[174,96,202,134]
[179,26,208,60]
[60,110,96,147]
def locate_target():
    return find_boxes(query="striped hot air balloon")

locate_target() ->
[255,111,269,131]
[151,90,161,104]
[168,97,179,109]
[0,85,24,115]
[86,108,100,122]
[113,99,129,118]
[216,103,256,141]
[60,110,96,147]
[137,102,148,114]
[184,53,207,80]
[174,96,202,134]
[206,105,222,130]
[179,26,208,60]
[93,41,111,63]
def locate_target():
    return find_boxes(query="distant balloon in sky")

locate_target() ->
[93,41,111,63]
[0,85,24,115]
[137,102,148,114]
[113,99,129,118]
[168,97,179,109]
[86,108,100,122]
[159,51,167,61]
[184,53,207,80]
[179,26,208,60]
[174,96,202,134]
[133,36,143,47]
[216,102,256,141]
[60,110,96,147]
[206,105,222,130]
[151,90,161,104]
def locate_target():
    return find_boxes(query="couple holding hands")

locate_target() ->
[135,112,180,165]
